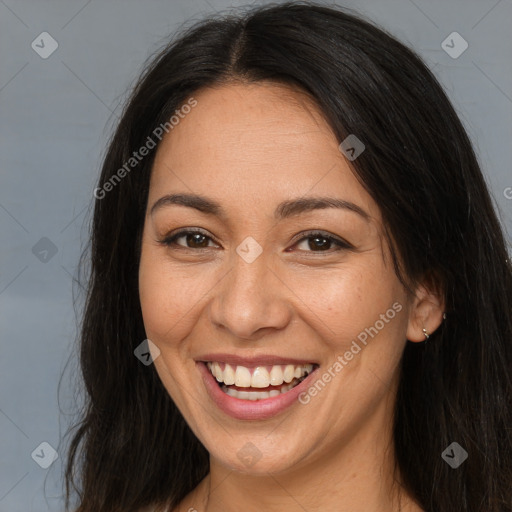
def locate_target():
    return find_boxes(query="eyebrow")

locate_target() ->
[150,193,370,222]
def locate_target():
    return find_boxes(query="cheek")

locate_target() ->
[139,238,407,359]
[294,257,404,339]
[138,245,221,344]
[138,248,189,340]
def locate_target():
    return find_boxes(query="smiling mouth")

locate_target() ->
[205,361,318,401]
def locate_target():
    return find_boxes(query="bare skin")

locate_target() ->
[138,81,444,512]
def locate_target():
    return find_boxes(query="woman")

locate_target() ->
[63,2,512,511]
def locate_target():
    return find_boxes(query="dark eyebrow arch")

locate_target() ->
[150,193,370,222]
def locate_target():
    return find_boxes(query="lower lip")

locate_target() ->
[196,361,319,420]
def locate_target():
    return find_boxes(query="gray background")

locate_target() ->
[1,0,511,510]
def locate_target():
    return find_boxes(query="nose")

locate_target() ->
[208,249,292,340]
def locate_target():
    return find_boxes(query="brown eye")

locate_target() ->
[160,229,217,249]
[159,229,352,254]
[292,231,353,253]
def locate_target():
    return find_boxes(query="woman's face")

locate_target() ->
[138,82,422,474]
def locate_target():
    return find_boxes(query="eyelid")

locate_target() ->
[290,229,354,250]
[159,227,219,248]
[158,228,354,253]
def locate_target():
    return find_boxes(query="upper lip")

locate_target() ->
[196,353,319,367]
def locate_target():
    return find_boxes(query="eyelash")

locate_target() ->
[158,228,353,254]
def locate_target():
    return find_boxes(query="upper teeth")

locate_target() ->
[206,362,314,388]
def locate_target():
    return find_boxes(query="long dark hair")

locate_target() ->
[62,2,512,511]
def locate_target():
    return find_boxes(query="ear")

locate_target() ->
[406,279,445,343]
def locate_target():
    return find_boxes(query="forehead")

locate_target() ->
[148,82,379,222]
